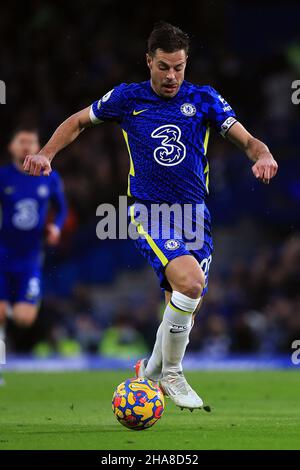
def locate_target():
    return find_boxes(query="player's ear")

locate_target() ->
[146,53,152,70]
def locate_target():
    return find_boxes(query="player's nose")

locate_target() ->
[166,70,176,81]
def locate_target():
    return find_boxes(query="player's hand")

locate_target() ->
[252,153,278,184]
[46,224,61,246]
[23,154,52,176]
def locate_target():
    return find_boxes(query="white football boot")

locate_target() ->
[160,372,203,410]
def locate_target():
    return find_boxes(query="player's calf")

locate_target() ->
[159,291,203,409]
[160,257,206,409]
[161,291,198,375]
[0,302,7,386]
[0,302,8,348]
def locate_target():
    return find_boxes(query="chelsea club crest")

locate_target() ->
[164,239,181,251]
[180,103,196,117]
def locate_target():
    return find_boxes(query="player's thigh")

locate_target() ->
[165,255,205,298]
[12,269,41,326]
[13,302,39,327]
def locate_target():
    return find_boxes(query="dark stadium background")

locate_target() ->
[1,0,300,361]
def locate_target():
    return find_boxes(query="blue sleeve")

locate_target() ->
[50,172,67,229]
[89,83,127,124]
[202,86,237,137]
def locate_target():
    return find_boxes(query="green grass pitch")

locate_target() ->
[0,370,299,450]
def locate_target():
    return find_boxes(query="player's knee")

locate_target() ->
[0,303,8,324]
[182,280,203,299]
[176,270,205,299]
[14,314,35,327]
[0,311,6,324]
[13,306,37,327]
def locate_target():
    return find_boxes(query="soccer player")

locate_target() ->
[0,127,67,385]
[23,22,278,409]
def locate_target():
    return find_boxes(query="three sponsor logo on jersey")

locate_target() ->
[99,89,235,167]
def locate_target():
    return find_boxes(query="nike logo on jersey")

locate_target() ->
[132,109,148,116]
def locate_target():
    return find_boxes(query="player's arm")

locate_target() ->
[226,122,278,184]
[23,106,93,176]
[24,85,125,176]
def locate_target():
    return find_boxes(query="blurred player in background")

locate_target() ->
[0,128,67,385]
[23,22,278,409]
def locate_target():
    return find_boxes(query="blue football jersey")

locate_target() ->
[0,163,67,270]
[90,80,237,204]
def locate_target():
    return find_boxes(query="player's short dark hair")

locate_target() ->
[10,126,39,141]
[147,21,190,56]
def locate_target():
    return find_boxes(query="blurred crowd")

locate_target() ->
[1,1,300,356]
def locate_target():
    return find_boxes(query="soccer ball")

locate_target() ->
[112,377,165,431]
